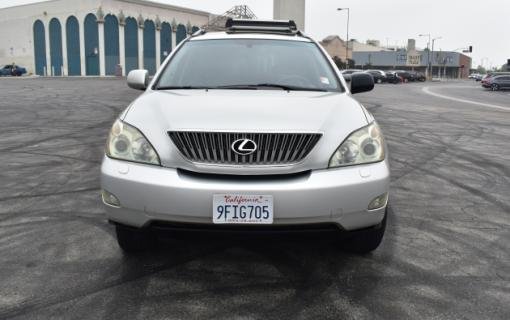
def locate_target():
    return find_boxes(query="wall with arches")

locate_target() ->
[0,0,210,76]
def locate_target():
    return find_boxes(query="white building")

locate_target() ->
[0,0,210,76]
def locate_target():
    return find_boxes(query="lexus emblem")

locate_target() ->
[231,138,257,155]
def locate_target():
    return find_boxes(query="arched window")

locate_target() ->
[160,22,172,63]
[176,24,187,46]
[33,20,46,76]
[104,14,119,75]
[143,20,156,75]
[84,13,99,76]
[49,18,63,76]
[124,17,138,73]
[66,16,81,76]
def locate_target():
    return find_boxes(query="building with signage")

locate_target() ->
[352,39,472,78]
[0,0,210,76]
[353,50,472,78]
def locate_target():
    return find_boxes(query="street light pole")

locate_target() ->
[337,8,350,68]
[419,33,431,79]
[431,36,442,79]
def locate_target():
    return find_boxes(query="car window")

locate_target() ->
[157,39,344,92]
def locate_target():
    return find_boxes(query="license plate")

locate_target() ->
[213,194,273,224]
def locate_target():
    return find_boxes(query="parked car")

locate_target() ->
[395,70,412,82]
[365,70,387,83]
[341,69,363,75]
[408,71,426,82]
[474,74,484,81]
[481,72,510,82]
[469,73,481,80]
[385,71,403,84]
[481,75,510,91]
[102,19,389,254]
[0,64,27,76]
[416,72,426,82]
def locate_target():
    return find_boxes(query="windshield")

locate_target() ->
[156,39,344,92]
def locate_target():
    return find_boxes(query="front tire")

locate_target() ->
[491,84,499,91]
[341,209,387,254]
[115,224,155,253]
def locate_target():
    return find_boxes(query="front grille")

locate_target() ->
[169,131,322,165]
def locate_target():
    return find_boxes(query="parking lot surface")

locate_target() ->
[0,78,509,319]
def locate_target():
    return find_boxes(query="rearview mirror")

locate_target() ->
[350,73,374,94]
[127,69,149,90]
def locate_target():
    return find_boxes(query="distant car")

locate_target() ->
[394,70,412,82]
[482,75,510,91]
[481,72,510,82]
[0,64,27,76]
[474,74,484,81]
[407,71,426,82]
[414,72,426,82]
[469,73,481,80]
[365,70,387,83]
[341,69,363,75]
[385,71,402,84]
[407,71,418,82]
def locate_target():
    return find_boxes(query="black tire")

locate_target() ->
[491,84,499,91]
[115,224,155,253]
[341,209,387,254]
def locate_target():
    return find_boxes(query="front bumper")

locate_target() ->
[101,156,390,231]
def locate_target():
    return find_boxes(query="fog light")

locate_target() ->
[368,192,388,210]
[102,190,121,207]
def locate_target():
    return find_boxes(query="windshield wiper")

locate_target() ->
[214,84,329,92]
[156,86,213,90]
[156,84,329,92]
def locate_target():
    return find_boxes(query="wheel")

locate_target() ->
[115,224,155,253]
[340,209,387,254]
[491,84,499,91]
[377,78,382,84]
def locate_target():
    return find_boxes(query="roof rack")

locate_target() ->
[225,18,298,34]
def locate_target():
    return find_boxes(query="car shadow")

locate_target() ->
[102,211,396,319]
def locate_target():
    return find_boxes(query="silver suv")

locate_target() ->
[101,19,390,254]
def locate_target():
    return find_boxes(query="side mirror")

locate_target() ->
[350,73,374,94]
[127,69,149,90]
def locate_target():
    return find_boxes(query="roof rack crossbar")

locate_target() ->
[225,18,298,34]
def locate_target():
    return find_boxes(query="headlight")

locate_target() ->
[329,122,385,168]
[106,119,160,165]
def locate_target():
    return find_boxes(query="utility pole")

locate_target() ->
[419,34,431,79]
[431,36,442,79]
[337,8,350,68]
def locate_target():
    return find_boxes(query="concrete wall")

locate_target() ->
[0,0,210,75]
[273,0,305,31]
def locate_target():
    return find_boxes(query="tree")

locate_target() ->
[333,56,346,69]
[332,56,356,70]
[476,65,486,74]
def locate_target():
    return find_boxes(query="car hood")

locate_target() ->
[123,89,369,174]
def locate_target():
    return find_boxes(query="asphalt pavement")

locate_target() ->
[0,78,508,319]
